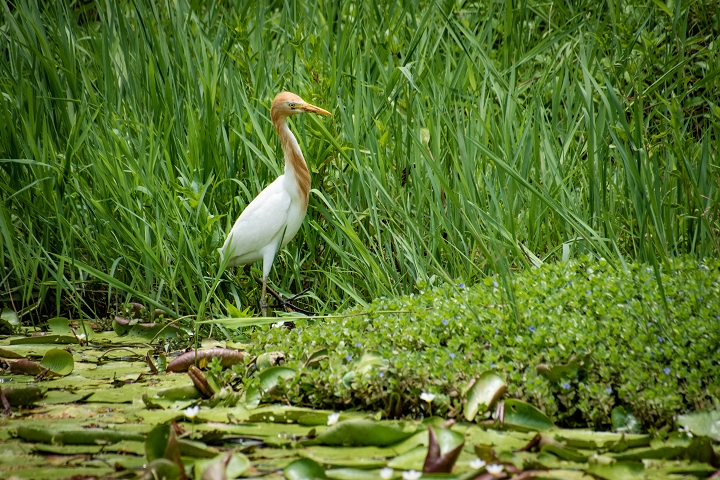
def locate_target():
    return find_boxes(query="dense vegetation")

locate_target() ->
[240,257,720,429]
[2,0,718,320]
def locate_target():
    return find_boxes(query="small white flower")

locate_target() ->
[327,412,340,426]
[184,405,199,419]
[470,458,487,469]
[402,470,421,480]
[76,333,86,339]
[272,321,285,328]
[486,464,504,476]
[419,392,436,403]
[380,467,394,480]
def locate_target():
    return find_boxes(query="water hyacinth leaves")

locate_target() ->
[464,371,507,421]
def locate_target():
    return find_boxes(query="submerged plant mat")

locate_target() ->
[1,334,718,479]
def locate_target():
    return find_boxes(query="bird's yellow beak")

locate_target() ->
[299,103,331,116]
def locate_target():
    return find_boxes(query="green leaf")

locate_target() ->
[2,385,45,406]
[258,366,296,393]
[310,419,418,447]
[464,371,507,421]
[285,458,328,480]
[586,461,645,480]
[676,410,720,441]
[143,458,182,480]
[502,400,554,431]
[611,407,641,434]
[194,452,250,480]
[1,308,20,327]
[39,348,74,376]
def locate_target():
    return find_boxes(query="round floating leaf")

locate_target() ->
[142,458,182,480]
[611,406,641,434]
[258,366,296,392]
[464,371,507,421]
[1,308,20,327]
[256,351,286,371]
[586,461,645,480]
[2,386,45,406]
[311,419,418,447]
[676,410,720,441]
[285,458,328,480]
[39,348,74,376]
[502,399,554,431]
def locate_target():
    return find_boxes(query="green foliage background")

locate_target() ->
[1,0,718,318]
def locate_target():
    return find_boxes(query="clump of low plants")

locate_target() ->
[244,256,720,430]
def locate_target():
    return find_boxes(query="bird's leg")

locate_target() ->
[260,277,269,317]
[252,277,316,316]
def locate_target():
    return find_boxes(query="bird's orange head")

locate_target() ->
[270,92,331,123]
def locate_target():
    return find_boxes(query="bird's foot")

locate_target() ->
[253,278,317,316]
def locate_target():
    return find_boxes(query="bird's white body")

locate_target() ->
[219,92,330,315]
[220,171,307,275]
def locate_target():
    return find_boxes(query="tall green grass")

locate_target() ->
[1,0,718,321]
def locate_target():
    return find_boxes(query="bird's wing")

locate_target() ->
[220,177,292,267]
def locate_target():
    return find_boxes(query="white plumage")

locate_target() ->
[220,92,331,316]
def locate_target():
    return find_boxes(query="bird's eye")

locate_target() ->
[288,103,296,109]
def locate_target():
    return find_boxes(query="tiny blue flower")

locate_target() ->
[660,348,665,354]
[647,322,652,327]
[529,326,536,332]
[345,354,352,361]
[698,296,703,301]
[493,281,498,287]
[495,328,499,334]
[458,283,465,288]
[442,319,449,326]
[666,297,672,302]
[449,352,455,359]
[605,387,613,394]
[586,290,591,295]
[657,336,664,343]
[354,342,362,347]
[663,367,671,375]
[561,383,570,389]
[379,371,384,378]
[491,363,496,368]
[455,315,460,319]
[646,268,653,273]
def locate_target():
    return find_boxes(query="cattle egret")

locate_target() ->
[219,92,331,316]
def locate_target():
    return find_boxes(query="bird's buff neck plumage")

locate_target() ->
[272,117,311,210]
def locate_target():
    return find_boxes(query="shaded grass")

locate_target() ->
[1,0,718,320]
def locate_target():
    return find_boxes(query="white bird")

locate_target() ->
[219,92,331,316]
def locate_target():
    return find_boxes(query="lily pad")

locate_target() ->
[194,452,251,479]
[502,400,554,432]
[285,458,329,480]
[310,419,418,447]
[586,461,645,480]
[464,371,507,422]
[676,410,720,441]
[39,348,74,376]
